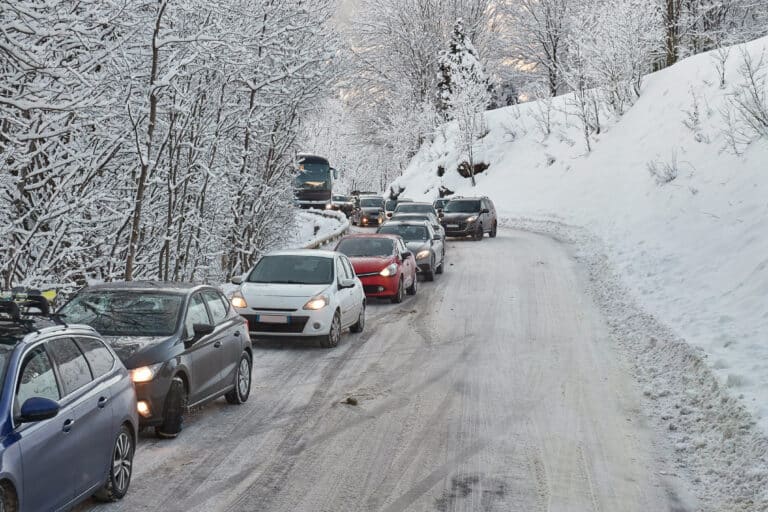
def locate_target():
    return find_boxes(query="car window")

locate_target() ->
[16,346,60,409]
[342,257,355,279]
[75,337,115,379]
[336,258,347,282]
[185,294,211,337]
[48,337,93,396]
[203,291,228,325]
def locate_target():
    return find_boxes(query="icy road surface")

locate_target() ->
[80,229,690,512]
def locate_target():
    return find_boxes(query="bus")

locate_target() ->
[294,154,338,209]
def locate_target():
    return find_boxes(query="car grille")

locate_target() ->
[356,271,380,277]
[251,307,296,313]
[444,222,466,230]
[243,315,308,333]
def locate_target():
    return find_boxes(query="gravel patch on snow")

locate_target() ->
[501,217,768,512]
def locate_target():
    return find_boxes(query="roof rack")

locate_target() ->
[0,289,61,333]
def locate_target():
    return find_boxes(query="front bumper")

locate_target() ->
[442,222,476,237]
[359,216,384,226]
[133,373,174,427]
[358,274,398,297]
[236,306,336,338]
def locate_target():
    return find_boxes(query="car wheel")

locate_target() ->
[225,352,252,404]
[474,224,483,241]
[424,257,435,282]
[406,273,418,295]
[94,424,134,502]
[156,377,187,438]
[320,311,341,348]
[0,482,18,511]
[350,302,365,333]
[391,277,404,303]
[490,220,497,238]
[436,257,444,274]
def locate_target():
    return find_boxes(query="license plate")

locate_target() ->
[258,315,289,324]
[447,224,459,229]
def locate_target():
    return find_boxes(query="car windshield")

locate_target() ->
[59,291,184,336]
[337,238,394,258]
[248,255,334,285]
[379,224,428,241]
[434,199,449,208]
[295,161,331,191]
[395,203,433,214]
[444,200,481,213]
[360,198,384,208]
[333,195,348,202]
[385,200,398,210]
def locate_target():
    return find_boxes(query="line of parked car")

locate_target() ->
[0,194,496,511]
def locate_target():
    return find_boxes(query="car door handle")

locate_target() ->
[214,341,222,348]
[97,396,109,409]
[63,418,75,433]
[233,331,241,337]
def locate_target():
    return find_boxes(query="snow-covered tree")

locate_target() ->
[437,20,493,118]
[345,0,502,184]
[502,0,573,97]
[436,20,492,186]
[568,0,664,115]
[1,0,339,289]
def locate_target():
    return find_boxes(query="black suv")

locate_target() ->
[440,197,498,240]
[58,282,252,438]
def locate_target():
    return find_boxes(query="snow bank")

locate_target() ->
[392,36,768,433]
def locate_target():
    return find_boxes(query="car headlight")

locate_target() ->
[416,250,431,260]
[325,203,333,210]
[466,216,478,223]
[303,294,329,310]
[130,363,164,383]
[231,291,248,309]
[379,263,398,277]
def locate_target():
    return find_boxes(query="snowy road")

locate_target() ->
[79,229,689,512]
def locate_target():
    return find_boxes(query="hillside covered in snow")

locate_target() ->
[392,36,768,432]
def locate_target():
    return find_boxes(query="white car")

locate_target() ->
[231,249,366,348]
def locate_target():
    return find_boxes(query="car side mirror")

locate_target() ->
[19,397,60,424]
[401,251,412,260]
[231,276,243,285]
[339,278,356,289]
[481,208,490,214]
[193,323,215,338]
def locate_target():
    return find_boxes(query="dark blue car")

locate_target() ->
[0,296,138,511]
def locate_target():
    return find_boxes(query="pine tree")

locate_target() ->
[437,19,491,119]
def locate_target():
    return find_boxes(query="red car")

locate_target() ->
[334,234,418,303]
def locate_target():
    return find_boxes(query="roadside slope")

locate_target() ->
[392,36,768,433]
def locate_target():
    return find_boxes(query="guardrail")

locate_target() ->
[301,209,350,249]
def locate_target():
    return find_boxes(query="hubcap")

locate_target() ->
[113,432,132,492]
[238,358,250,396]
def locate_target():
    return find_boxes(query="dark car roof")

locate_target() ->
[81,281,211,294]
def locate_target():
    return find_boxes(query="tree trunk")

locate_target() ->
[125,0,167,281]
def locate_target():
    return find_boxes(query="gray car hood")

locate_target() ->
[103,334,177,368]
